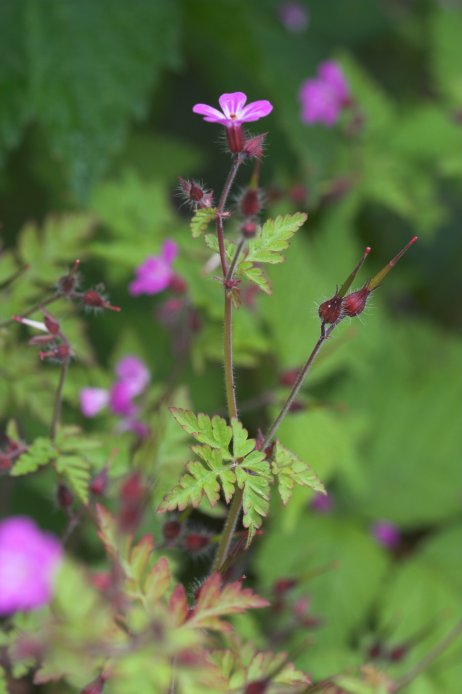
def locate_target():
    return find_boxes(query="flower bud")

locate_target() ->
[243,133,266,159]
[226,124,245,153]
[163,519,182,542]
[168,273,188,294]
[239,189,262,217]
[178,178,213,209]
[83,290,121,312]
[39,343,72,362]
[241,221,258,239]
[279,368,300,387]
[43,311,61,336]
[342,286,370,317]
[318,295,343,325]
[57,259,80,297]
[89,467,109,497]
[57,483,73,509]
[184,532,210,553]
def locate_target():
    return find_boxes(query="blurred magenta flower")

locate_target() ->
[299,61,350,126]
[278,2,309,32]
[311,492,333,513]
[0,517,62,615]
[129,239,178,296]
[372,521,401,549]
[80,355,150,435]
[193,92,273,127]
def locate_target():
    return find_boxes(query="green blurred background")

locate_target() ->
[1,0,462,691]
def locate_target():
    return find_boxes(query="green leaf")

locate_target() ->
[145,557,171,605]
[231,418,255,459]
[0,665,7,694]
[169,408,232,454]
[235,451,272,546]
[190,207,217,238]
[158,445,235,512]
[245,212,307,264]
[55,454,90,504]
[272,442,326,505]
[239,262,272,295]
[10,438,55,476]
[188,573,268,632]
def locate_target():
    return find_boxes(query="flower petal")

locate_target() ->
[240,99,273,122]
[80,388,109,417]
[218,92,247,120]
[192,103,227,123]
[161,239,178,264]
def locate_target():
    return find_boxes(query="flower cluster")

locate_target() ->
[299,61,350,126]
[80,355,150,436]
[0,517,62,615]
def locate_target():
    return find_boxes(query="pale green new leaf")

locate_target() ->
[272,442,326,505]
[10,438,55,476]
[190,207,217,238]
[158,445,235,512]
[235,451,272,546]
[203,232,235,261]
[55,455,90,504]
[245,212,307,264]
[231,418,255,459]
[170,407,232,455]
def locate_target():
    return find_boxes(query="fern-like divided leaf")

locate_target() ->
[235,450,272,547]
[272,442,326,505]
[190,207,217,238]
[10,438,55,476]
[239,262,272,295]
[187,573,269,632]
[158,446,236,512]
[245,212,307,264]
[169,407,232,455]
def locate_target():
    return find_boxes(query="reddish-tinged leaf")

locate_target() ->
[169,584,189,626]
[188,573,268,632]
[126,535,154,584]
[145,556,171,604]
[96,504,119,558]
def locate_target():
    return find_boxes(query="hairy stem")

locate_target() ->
[392,619,462,692]
[262,322,338,449]
[224,294,238,420]
[226,238,246,283]
[212,487,243,572]
[215,154,243,276]
[50,358,69,441]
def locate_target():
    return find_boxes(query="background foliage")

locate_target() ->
[1,0,461,692]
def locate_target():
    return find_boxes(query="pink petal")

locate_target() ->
[161,239,178,264]
[218,92,247,119]
[115,355,150,396]
[192,103,227,123]
[240,99,273,122]
[80,388,109,417]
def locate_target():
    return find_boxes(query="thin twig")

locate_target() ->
[50,358,69,441]
[0,293,59,328]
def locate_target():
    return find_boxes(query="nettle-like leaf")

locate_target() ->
[169,408,232,455]
[235,450,272,546]
[272,442,326,505]
[245,212,307,264]
[158,445,236,512]
[10,438,55,476]
[186,573,269,632]
[190,207,217,238]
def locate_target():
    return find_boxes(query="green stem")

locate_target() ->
[212,487,243,572]
[215,154,243,276]
[224,294,238,420]
[262,322,338,449]
[50,358,69,441]
[226,238,245,283]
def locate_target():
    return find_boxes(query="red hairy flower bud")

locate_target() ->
[57,483,73,509]
[240,189,262,217]
[245,681,268,694]
[279,368,299,387]
[274,578,297,595]
[168,273,188,294]
[318,295,343,325]
[342,286,370,317]
[243,133,266,159]
[89,467,109,497]
[241,221,258,238]
[57,259,80,296]
[83,290,121,312]
[43,312,61,336]
[184,533,210,553]
[163,519,182,542]
[39,343,72,362]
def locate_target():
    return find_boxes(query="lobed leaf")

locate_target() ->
[231,418,256,459]
[170,407,232,454]
[190,207,217,238]
[245,212,307,264]
[272,442,326,505]
[145,557,171,605]
[235,451,272,547]
[188,573,269,632]
[10,438,55,476]
[239,262,272,295]
[55,454,90,504]
[96,504,119,558]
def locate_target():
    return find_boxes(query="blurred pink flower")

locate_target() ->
[129,240,178,296]
[311,492,333,513]
[0,517,62,615]
[299,61,350,126]
[278,2,309,32]
[80,355,150,435]
[193,92,273,127]
[372,521,401,549]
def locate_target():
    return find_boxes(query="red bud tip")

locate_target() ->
[72,259,81,273]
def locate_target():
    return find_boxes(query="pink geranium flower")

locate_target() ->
[0,517,62,615]
[193,92,273,127]
[372,521,401,549]
[299,61,350,126]
[129,240,178,296]
[278,2,309,32]
[80,355,150,435]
